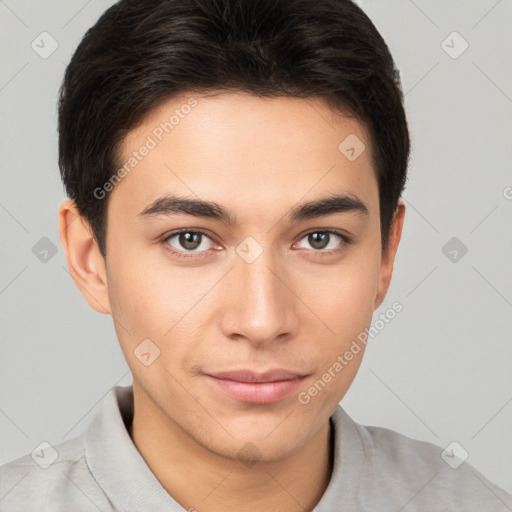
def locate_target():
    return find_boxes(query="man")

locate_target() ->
[1,0,510,510]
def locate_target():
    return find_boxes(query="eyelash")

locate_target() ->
[160,228,353,260]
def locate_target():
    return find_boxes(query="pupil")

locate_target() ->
[310,232,328,249]
[180,232,201,250]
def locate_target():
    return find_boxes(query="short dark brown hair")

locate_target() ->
[58,0,410,258]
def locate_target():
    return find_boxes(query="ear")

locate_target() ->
[374,199,406,310]
[58,199,111,315]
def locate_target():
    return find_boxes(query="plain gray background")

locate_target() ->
[1,0,511,493]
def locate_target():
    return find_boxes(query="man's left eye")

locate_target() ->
[294,231,348,252]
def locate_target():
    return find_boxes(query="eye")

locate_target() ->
[161,228,352,260]
[293,230,351,255]
[162,229,217,259]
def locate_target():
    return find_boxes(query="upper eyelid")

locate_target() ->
[163,228,216,243]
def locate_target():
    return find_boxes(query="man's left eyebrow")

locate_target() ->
[287,193,369,223]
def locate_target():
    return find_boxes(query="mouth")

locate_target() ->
[204,369,310,404]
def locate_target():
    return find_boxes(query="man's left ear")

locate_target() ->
[374,199,406,310]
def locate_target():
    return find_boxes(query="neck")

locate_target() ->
[128,386,334,512]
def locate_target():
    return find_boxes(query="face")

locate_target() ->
[62,90,404,462]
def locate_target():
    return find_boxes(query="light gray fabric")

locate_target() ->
[1,385,511,511]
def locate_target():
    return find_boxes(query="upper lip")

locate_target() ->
[206,369,309,383]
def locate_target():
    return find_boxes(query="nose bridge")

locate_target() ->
[222,238,295,342]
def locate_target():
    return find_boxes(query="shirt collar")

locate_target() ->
[85,384,363,511]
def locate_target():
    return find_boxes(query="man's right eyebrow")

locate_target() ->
[137,195,238,225]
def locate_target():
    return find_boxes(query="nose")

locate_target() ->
[219,245,299,346]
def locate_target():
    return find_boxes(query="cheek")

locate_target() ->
[296,252,379,338]
[106,266,186,393]
[106,250,176,344]
[106,253,209,368]
[299,266,376,404]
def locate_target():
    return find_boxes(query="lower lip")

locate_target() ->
[205,375,307,404]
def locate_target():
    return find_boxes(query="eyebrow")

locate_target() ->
[137,193,369,225]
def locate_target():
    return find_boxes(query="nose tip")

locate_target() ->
[221,247,298,345]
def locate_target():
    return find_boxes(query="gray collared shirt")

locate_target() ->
[1,385,511,511]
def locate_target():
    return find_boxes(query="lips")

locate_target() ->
[207,369,308,383]
[204,369,309,404]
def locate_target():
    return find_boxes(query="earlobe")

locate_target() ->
[58,199,112,315]
[374,200,406,310]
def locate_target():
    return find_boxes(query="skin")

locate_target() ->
[58,90,405,512]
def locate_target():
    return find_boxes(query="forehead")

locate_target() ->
[111,91,378,222]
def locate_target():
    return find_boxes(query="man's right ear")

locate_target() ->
[58,199,112,315]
